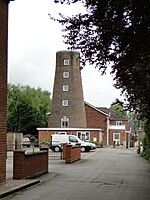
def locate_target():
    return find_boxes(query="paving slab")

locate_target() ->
[0,179,40,198]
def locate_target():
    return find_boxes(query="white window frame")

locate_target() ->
[116,121,123,126]
[77,131,90,141]
[113,133,120,143]
[62,100,68,107]
[61,116,69,128]
[63,71,69,78]
[63,85,69,91]
[64,59,70,65]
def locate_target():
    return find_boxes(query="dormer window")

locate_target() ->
[116,121,123,126]
[64,59,70,65]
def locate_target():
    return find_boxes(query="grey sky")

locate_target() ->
[8,0,123,107]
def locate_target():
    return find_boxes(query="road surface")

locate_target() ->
[4,148,150,200]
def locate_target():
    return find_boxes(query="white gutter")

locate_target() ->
[37,127,103,131]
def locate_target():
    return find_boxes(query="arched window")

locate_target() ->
[61,116,69,128]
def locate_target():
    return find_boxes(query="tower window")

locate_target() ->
[62,100,68,106]
[63,72,69,78]
[64,59,70,65]
[63,85,69,91]
[61,116,69,127]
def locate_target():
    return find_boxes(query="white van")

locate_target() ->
[50,134,96,152]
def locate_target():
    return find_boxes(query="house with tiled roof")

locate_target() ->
[42,101,131,147]
[85,102,131,147]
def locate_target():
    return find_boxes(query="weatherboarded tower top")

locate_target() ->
[49,50,87,128]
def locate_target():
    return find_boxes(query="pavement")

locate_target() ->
[0,146,139,198]
[0,151,40,198]
[0,179,40,198]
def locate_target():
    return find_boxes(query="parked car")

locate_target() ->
[22,137,31,147]
[50,134,96,152]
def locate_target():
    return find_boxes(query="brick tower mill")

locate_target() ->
[48,50,87,128]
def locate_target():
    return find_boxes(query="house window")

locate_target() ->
[63,72,69,78]
[113,133,120,143]
[62,100,68,106]
[63,85,69,91]
[61,116,69,128]
[116,121,123,126]
[64,59,70,65]
[77,132,90,141]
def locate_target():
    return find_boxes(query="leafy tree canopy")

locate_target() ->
[7,84,51,134]
[51,0,150,120]
[110,102,127,117]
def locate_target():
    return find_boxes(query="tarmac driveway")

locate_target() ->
[4,148,150,200]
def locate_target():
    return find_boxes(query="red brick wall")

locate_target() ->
[65,145,81,163]
[85,104,107,145]
[109,130,127,145]
[13,150,48,179]
[109,119,130,146]
[38,130,52,144]
[90,131,101,143]
[0,0,9,183]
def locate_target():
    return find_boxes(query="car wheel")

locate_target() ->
[54,146,61,152]
[81,146,86,152]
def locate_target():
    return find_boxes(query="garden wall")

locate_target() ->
[13,150,48,179]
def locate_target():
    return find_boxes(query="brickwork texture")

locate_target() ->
[65,145,81,164]
[13,150,48,179]
[0,0,9,183]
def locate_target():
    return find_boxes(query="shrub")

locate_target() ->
[142,120,150,160]
[42,138,50,145]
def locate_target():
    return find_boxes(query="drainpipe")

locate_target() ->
[106,115,110,146]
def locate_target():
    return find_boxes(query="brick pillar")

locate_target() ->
[13,150,25,179]
[65,145,72,163]
[0,0,9,183]
[0,0,14,182]
[62,144,67,160]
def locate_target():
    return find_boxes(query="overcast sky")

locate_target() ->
[8,0,123,108]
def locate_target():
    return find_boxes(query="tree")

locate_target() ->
[110,102,127,117]
[51,0,150,120]
[7,84,51,134]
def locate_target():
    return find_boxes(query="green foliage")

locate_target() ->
[7,84,51,134]
[42,138,50,145]
[142,119,150,160]
[110,103,127,117]
[52,0,150,160]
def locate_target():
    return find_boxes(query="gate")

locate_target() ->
[49,149,62,160]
